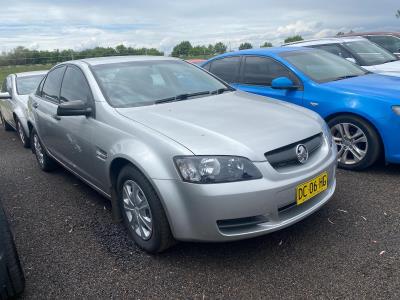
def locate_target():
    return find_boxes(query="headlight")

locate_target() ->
[174,156,262,184]
[322,122,333,147]
[393,106,400,116]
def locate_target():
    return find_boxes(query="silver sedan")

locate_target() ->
[28,56,337,253]
[0,71,47,147]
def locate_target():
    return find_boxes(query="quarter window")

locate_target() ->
[209,57,241,83]
[60,66,91,103]
[242,56,299,86]
[42,66,66,102]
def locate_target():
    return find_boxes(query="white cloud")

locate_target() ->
[0,0,398,53]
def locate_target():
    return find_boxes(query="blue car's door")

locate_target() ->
[234,56,304,106]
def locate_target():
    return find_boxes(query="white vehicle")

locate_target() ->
[0,71,47,147]
[284,37,400,77]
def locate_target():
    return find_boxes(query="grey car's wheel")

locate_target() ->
[31,129,57,172]
[16,120,30,148]
[117,165,175,253]
[0,112,13,131]
[328,115,381,170]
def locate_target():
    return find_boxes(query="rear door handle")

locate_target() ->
[32,102,38,109]
[309,102,319,107]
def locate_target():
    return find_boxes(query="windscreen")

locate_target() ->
[92,60,227,107]
[16,75,45,95]
[280,49,368,83]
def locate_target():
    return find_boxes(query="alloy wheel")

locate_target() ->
[331,122,368,165]
[33,134,44,166]
[17,122,25,144]
[122,180,153,241]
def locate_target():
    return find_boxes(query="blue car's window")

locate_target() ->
[16,75,45,95]
[281,50,367,83]
[209,56,241,83]
[92,60,227,108]
[242,56,299,86]
[343,40,397,66]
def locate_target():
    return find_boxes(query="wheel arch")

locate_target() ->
[108,156,175,229]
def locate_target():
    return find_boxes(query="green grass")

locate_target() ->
[0,64,53,84]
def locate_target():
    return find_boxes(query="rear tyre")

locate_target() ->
[31,129,57,172]
[328,115,381,170]
[0,207,25,299]
[16,119,30,148]
[0,112,13,131]
[117,165,175,253]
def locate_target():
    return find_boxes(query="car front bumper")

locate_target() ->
[154,141,337,242]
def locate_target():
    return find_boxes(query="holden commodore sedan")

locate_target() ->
[202,47,400,170]
[0,71,47,147]
[27,56,337,253]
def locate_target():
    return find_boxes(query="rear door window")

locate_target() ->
[41,66,66,102]
[366,35,400,53]
[209,56,241,83]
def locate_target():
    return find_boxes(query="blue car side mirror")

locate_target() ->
[271,77,298,90]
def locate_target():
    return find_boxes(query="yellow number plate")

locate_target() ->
[296,172,328,205]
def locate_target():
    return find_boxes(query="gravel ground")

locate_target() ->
[0,128,399,299]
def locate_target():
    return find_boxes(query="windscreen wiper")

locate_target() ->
[155,91,211,104]
[210,87,235,95]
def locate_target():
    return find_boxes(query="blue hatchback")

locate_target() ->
[201,47,400,170]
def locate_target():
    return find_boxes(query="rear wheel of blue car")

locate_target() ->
[328,115,381,170]
[117,165,175,253]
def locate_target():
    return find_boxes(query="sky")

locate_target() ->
[0,0,398,54]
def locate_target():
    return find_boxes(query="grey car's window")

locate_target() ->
[60,66,91,103]
[312,44,355,60]
[92,60,227,108]
[281,49,367,83]
[343,40,397,65]
[366,36,400,54]
[42,66,66,102]
[16,75,45,95]
[209,56,241,83]
[242,56,299,86]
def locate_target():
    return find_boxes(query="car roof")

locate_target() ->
[15,70,48,77]
[284,36,366,47]
[208,46,312,59]
[341,32,400,37]
[79,55,179,66]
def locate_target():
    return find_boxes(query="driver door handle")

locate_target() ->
[32,102,39,109]
[52,115,61,121]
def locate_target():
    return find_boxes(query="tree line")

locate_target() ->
[0,35,305,66]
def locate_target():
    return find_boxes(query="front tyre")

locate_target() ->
[16,119,30,148]
[117,165,175,253]
[31,129,57,172]
[328,115,381,170]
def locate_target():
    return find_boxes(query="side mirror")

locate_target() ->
[0,92,11,100]
[271,77,298,90]
[57,100,92,117]
[345,57,356,64]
